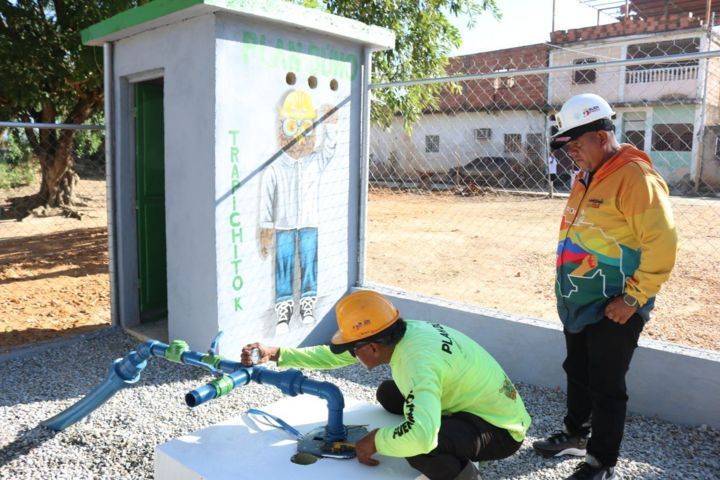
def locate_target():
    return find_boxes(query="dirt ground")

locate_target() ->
[0,179,110,351]
[366,190,720,351]
[1,181,718,352]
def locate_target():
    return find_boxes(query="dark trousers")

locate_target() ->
[563,314,644,467]
[376,380,522,480]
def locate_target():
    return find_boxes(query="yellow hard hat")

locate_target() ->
[330,291,400,352]
[279,90,317,119]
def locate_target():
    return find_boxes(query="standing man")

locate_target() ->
[242,290,531,480]
[547,151,558,188]
[533,93,677,480]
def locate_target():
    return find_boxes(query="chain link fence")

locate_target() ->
[0,123,110,350]
[366,38,720,351]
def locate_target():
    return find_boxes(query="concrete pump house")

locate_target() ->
[83,0,394,351]
[83,0,719,441]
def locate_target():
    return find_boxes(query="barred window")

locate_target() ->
[474,128,492,140]
[425,135,440,153]
[651,124,693,152]
[526,133,544,156]
[504,133,522,153]
[623,112,646,150]
[573,58,597,84]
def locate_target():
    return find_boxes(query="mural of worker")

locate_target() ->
[259,89,338,335]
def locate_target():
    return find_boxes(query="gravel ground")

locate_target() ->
[1,330,718,480]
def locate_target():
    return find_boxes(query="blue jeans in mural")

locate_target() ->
[275,228,318,303]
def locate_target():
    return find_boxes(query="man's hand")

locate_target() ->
[259,228,274,259]
[355,429,379,466]
[240,342,279,366]
[604,296,637,325]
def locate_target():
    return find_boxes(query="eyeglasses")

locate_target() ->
[281,118,315,138]
[348,342,371,358]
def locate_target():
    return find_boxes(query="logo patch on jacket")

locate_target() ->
[500,377,517,400]
[392,392,416,438]
[588,198,603,208]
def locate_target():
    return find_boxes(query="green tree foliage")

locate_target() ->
[0,1,137,212]
[312,0,500,131]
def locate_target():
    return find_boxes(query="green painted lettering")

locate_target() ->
[231,227,243,243]
[233,275,244,291]
[242,31,259,64]
[234,297,243,311]
[230,212,241,227]
[230,146,239,163]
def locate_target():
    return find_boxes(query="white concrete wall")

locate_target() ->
[212,14,365,348]
[374,289,720,429]
[113,14,219,350]
[370,111,546,174]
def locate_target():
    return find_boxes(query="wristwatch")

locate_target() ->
[622,294,640,308]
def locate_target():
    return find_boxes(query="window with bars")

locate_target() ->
[651,124,693,152]
[573,58,597,84]
[623,112,646,150]
[474,128,492,140]
[526,133,544,156]
[425,135,440,153]
[504,133,522,153]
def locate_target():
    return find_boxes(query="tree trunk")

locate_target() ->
[37,129,78,208]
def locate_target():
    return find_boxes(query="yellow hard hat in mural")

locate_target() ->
[280,90,317,119]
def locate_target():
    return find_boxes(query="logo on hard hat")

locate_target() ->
[352,319,371,330]
[583,105,600,117]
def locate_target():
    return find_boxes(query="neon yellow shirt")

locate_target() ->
[278,320,531,457]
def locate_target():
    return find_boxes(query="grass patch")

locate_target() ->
[0,162,36,189]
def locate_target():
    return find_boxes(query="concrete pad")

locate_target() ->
[155,396,418,479]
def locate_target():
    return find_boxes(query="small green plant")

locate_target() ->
[0,161,36,190]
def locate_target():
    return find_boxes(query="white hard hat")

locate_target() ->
[550,93,616,150]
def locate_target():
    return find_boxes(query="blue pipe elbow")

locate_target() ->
[43,356,146,431]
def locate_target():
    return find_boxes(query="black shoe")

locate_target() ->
[532,431,588,458]
[566,456,621,480]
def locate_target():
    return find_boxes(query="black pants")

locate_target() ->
[376,380,522,480]
[563,314,644,467]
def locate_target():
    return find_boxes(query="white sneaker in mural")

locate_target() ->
[275,299,294,335]
[299,296,317,325]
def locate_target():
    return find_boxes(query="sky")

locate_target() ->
[449,0,618,55]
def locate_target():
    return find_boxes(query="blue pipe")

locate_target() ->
[42,337,349,443]
[185,368,252,407]
[42,348,151,431]
[251,368,346,442]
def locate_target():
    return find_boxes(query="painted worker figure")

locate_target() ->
[259,89,337,335]
[533,93,677,480]
[241,290,531,480]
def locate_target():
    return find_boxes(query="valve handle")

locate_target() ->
[209,331,224,356]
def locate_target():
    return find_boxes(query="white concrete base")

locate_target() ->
[155,395,419,479]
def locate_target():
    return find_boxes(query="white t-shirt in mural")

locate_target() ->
[259,124,337,230]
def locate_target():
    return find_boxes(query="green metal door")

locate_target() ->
[135,81,168,321]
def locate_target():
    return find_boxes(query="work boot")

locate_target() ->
[533,430,588,458]
[299,295,317,325]
[455,461,482,480]
[565,454,621,480]
[274,299,294,335]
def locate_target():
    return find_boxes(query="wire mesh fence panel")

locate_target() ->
[0,124,110,350]
[366,42,720,351]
